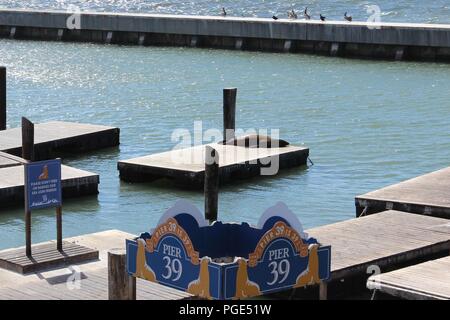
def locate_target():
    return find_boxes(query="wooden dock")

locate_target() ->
[118,143,309,187]
[0,121,120,160]
[0,241,99,274]
[0,164,99,208]
[0,230,193,300]
[304,210,450,298]
[356,166,450,219]
[367,256,450,300]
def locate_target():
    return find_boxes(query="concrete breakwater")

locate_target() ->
[1,9,450,61]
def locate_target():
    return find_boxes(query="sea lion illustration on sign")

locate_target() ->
[134,238,156,282]
[233,258,261,299]
[38,165,49,180]
[295,243,320,287]
[187,257,212,299]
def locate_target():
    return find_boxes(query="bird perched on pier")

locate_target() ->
[221,7,227,17]
[344,12,352,22]
[288,9,297,19]
[320,14,326,21]
[272,15,279,20]
[304,7,311,20]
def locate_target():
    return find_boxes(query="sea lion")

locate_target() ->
[134,238,156,282]
[221,134,290,148]
[234,259,261,299]
[295,243,321,287]
[38,165,49,180]
[187,257,212,299]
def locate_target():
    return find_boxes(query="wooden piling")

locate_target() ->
[21,117,34,161]
[0,67,5,131]
[108,248,136,300]
[204,146,219,223]
[223,88,237,142]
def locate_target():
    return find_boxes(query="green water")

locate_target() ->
[1,39,450,249]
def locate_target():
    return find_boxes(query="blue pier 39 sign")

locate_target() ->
[25,159,62,211]
[126,201,331,300]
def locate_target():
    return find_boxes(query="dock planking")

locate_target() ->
[367,256,450,300]
[0,121,120,160]
[118,143,309,187]
[305,210,450,297]
[355,166,450,219]
[0,164,99,208]
[0,230,193,300]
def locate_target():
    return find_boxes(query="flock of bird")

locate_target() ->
[220,7,353,22]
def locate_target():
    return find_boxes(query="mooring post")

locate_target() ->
[0,67,6,131]
[204,146,219,223]
[22,117,34,257]
[108,248,137,300]
[223,88,237,142]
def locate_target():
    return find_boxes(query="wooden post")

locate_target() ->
[223,88,237,142]
[22,117,34,161]
[319,282,328,300]
[56,206,62,251]
[22,117,34,257]
[204,146,219,223]
[108,248,136,300]
[0,67,6,131]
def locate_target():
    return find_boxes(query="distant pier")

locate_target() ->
[1,9,450,61]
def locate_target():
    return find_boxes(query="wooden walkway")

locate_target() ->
[356,166,450,219]
[306,210,450,282]
[0,230,193,300]
[118,143,309,187]
[0,164,99,208]
[367,256,450,300]
[0,121,120,160]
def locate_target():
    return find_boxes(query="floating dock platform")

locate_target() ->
[367,256,450,300]
[1,9,450,61]
[118,143,309,187]
[0,230,193,300]
[355,166,450,219]
[0,121,120,160]
[306,210,450,298]
[0,164,99,208]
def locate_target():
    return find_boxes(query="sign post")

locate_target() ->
[24,159,63,256]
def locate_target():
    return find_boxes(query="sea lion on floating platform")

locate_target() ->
[221,134,290,148]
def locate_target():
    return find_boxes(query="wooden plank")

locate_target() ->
[0,121,120,160]
[0,241,99,274]
[118,142,309,187]
[0,267,192,300]
[356,166,450,218]
[0,230,194,300]
[306,210,450,281]
[0,164,99,208]
[367,256,450,300]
